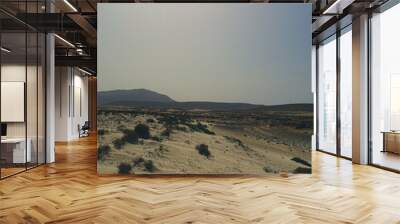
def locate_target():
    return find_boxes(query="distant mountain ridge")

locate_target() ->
[98,89,174,105]
[98,89,313,112]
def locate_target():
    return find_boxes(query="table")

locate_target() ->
[1,138,32,164]
[382,131,400,154]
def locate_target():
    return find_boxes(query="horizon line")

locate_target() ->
[98,88,313,106]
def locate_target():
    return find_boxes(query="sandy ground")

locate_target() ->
[97,110,312,175]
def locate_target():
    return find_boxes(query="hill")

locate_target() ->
[98,89,175,105]
[98,89,312,112]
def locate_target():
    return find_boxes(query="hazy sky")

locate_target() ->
[98,4,312,105]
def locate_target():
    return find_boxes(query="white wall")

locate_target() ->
[1,65,28,139]
[72,73,89,138]
[55,67,89,141]
[1,65,42,137]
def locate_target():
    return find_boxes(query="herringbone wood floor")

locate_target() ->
[0,136,400,224]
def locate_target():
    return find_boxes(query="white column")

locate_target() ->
[46,33,55,163]
[352,14,369,164]
[45,0,56,163]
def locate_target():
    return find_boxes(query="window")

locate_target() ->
[370,3,400,171]
[317,35,337,154]
[339,26,352,158]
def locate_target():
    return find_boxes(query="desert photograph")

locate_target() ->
[97,4,312,175]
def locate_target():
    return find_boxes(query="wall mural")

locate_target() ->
[97,4,313,175]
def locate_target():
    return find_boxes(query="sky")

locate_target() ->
[98,4,312,106]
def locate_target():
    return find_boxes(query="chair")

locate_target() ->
[79,121,90,138]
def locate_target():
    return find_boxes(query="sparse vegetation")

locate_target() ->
[159,116,179,127]
[291,157,311,167]
[158,145,167,152]
[161,128,171,138]
[121,129,139,144]
[187,122,215,135]
[97,105,313,174]
[146,118,155,123]
[131,157,156,172]
[196,144,211,159]
[224,136,247,149]
[98,129,106,136]
[159,116,214,135]
[292,167,311,174]
[175,125,188,132]
[296,121,312,129]
[112,138,125,149]
[133,157,145,166]
[263,166,274,173]
[117,125,127,132]
[134,124,151,139]
[144,160,156,172]
[150,136,162,142]
[118,163,132,174]
[98,145,111,160]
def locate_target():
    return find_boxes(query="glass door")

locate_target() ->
[1,31,28,178]
[0,1,47,179]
